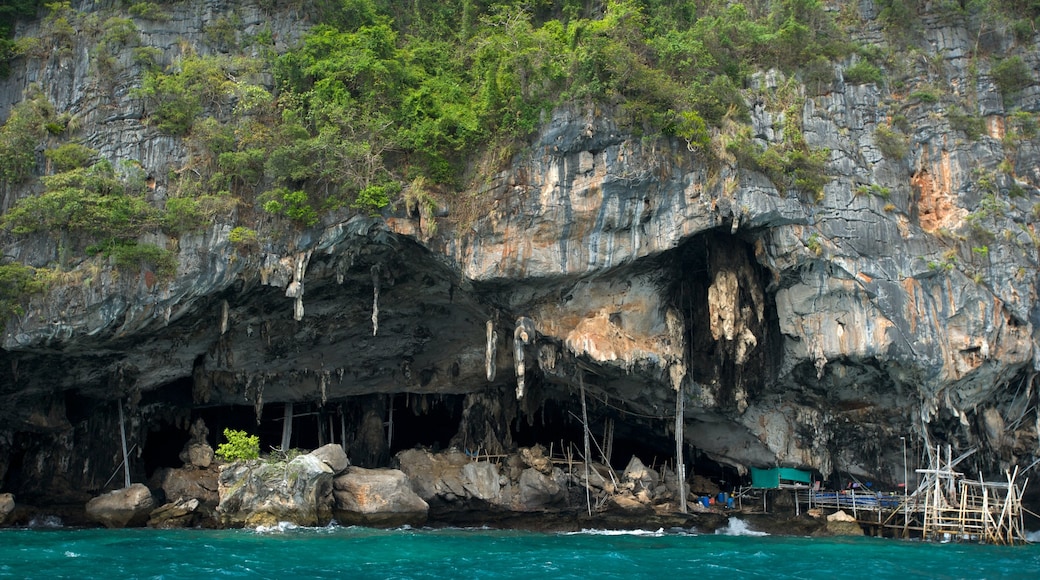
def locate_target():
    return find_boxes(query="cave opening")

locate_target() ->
[387,393,464,455]
[513,397,585,454]
[142,422,190,478]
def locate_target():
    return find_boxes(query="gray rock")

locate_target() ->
[148,498,201,529]
[310,444,350,475]
[217,455,334,528]
[85,484,155,528]
[156,466,219,507]
[517,468,565,510]
[332,467,428,527]
[187,443,214,468]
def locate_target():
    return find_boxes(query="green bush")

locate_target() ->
[228,226,258,248]
[215,428,260,461]
[128,2,169,21]
[948,106,986,140]
[0,262,46,322]
[86,239,177,278]
[45,143,97,172]
[261,187,319,226]
[844,60,883,85]
[875,125,908,159]
[991,56,1031,103]
[5,161,155,235]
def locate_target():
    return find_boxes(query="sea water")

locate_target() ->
[1,521,1038,579]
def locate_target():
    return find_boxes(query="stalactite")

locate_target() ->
[514,317,536,399]
[285,250,313,321]
[485,320,497,382]
[219,299,229,335]
[371,264,380,336]
[320,371,328,406]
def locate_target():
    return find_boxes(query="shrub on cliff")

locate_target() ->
[216,429,260,462]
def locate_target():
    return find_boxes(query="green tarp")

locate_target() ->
[749,467,812,489]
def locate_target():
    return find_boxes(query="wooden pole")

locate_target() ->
[281,402,294,450]
[339,404,347,453]
[580,375,592,516]
[387,394,394,449]
[675,385,687,514]
[118,399,130,489]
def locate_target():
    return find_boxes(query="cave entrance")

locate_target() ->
[512,395,681,473]
[387,393,464,455]
[142,422,190,478]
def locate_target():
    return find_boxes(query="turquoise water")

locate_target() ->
[1,523,1038,579]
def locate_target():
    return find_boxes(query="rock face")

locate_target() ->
[0,493,13,524]
[85,484,155,528]
[0,0,1038,522]
[216,453,334,528]
[332,467,429,527]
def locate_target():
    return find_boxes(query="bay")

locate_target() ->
[1,522,1038,579]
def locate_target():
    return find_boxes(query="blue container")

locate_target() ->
[700,496,710,508]
[726,497,735,509]
[717,492,727,504]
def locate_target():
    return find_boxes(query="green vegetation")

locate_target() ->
[215,428,260,461]
[0,0,44,77]
[15,0,1040,316]
[843,60,883,85]
[947,106,986,140]
[875,125,908,159]
[990,56,1031,105]
[0,262,46,321]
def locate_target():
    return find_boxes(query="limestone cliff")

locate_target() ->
[0,0,1038,518]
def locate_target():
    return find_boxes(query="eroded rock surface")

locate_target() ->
[85,484,155,528]
[216,454,334,528]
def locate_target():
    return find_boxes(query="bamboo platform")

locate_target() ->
[800,445,1031,545]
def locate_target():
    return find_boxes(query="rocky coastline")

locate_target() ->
[0,437,879,540]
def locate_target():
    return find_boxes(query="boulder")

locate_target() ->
[611,491,651,512]
[332,467,428,527]
[217,455,334,528]
[85,484,155,528]
[156,466,219,507]
[517,467,565,509]
[0,493,14,525]
[519,445,553,474]
[148,498,201,529]
[310,444,350,475]
[621,455,659,493]
[186,443,214,468]
[826,509,857,522]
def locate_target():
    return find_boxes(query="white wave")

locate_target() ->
[27,515,63,528]
[714,518,768,537]
[64,551,80,558]
[563,528,666,537]
[1026,530,1040,543]
[253,521,301,534]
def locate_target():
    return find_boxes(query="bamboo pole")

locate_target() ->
[118,399,130,489]
[675,385,687,514]
[580,375,592,516]
[281,402,294,450]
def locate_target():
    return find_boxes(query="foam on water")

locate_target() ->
[253,521,302,534]
[1026,529,1040,543]
[563,528,667,536]
[27,515,63,528]
[715,518,768,536]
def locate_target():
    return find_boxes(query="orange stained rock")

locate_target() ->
[986,116,1005,141]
